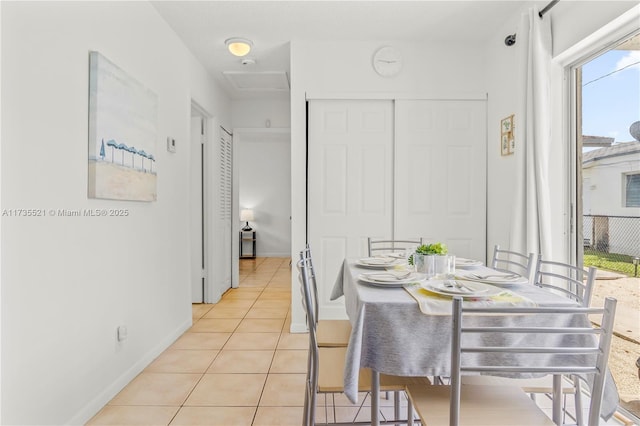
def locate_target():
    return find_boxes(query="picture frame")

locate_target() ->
[500,115,514,156]
[88,51,158,201]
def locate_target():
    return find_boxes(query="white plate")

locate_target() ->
[423,280,502,297]
[384,252,406,259]
[358,272,426,287]
[356,257,404,269]
[455,257,483,268]
[455,272,529,286]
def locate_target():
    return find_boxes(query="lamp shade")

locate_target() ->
[240,209,255,222]
[226,38,253,57]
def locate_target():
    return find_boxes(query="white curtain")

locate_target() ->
[509,6,553,259]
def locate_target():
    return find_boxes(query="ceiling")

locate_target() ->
[152,1,550,100]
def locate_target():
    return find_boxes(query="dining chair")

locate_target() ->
[298,251,430,425]
[491,244,536,281]
[534,257,596,308]
[405,296,617,426]
[301,244,352,348]
[367,237,423,257]
[532,257,598,424]
[467,257,599,425]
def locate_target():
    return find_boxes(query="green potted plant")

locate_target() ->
[409,242,447,265]
[410,242,448,278]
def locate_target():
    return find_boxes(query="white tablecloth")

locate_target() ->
[330,259,619,420]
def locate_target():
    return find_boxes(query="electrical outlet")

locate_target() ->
[167,137,176,153]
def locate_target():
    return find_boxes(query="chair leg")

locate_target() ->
[394,391,400,425]
[303,383,311,426]
[407,397,414,426]
[573,376,584,426]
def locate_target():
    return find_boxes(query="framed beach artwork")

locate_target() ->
[500,114,514,156]
[88,51,158,201]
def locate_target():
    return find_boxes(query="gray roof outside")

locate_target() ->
[583,141,640,165]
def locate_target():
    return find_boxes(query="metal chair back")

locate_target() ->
[491,244,536,281]
[449,297,617,426]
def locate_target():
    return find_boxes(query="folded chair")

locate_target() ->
[298,251,430,425]
[406,296,616,426]
[491,244,537,281]
[301,244,352,348]
[367,238,423,257]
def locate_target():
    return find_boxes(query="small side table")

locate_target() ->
[239,230,256,259]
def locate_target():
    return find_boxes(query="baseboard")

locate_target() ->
[289,320,309,334]
[258,252,291,257]
[66,318,192,425]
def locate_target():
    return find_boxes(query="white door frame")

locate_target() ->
[190,101,218,302]
[555,5,640,266]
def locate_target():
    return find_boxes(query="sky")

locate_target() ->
[581,47,640,144]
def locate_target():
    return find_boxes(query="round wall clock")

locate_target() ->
[372,46,402,77]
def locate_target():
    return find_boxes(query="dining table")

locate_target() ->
[330,257,619,426]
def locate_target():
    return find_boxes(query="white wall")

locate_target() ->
[0,2,230,424]
[289,40,488,331]
[551,1,639,57]
[584,157,640,217]
[233,99,292,257]
[232,98,291,129]
[236,130,292,257]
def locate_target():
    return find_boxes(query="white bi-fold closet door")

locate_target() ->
[394,100,487,259]
[307,98,486,319]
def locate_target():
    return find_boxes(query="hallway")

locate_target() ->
[87,257,396,425]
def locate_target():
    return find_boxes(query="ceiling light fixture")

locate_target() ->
[225,38,253,57]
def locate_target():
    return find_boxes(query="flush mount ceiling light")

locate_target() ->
[225,38,253,57]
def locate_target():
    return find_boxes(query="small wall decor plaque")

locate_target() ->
[500,115,514,156]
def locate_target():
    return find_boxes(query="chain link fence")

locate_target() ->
[583,215,640,276]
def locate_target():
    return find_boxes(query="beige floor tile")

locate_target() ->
[262,286,292,293]
[235,318,285,333]
[331,391,368,407]
[203,306,249,319]
[171,332,231,350]
[270,350,308,373]
[224,332,280,350]
[145,349,218,374]
[192,304,214,319]
[245,307,288,319]
[282,316,292,332]
[109,373,201,406]
[87,405,179,425]
[277,332,308,350]
[207,350,274,374]
[212,299,256,309]
[269,277,291,284]
[267,281,292,288]
[221,289,262,300]
[170,406,256,425]
[259,373,306,406]
[190,318,241,333]
[252,299,290,309]
[184,373,266,406]
[253,406,306,426]
[257,292,290,301]
[238,281,267,288]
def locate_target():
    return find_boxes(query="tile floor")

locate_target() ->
[88,257,401,426]
[87,257,631,426]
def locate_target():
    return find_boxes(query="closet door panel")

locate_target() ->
[395,100,486,261]
[308,100,393,318]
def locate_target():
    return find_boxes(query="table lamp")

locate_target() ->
[240,209,254,231]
